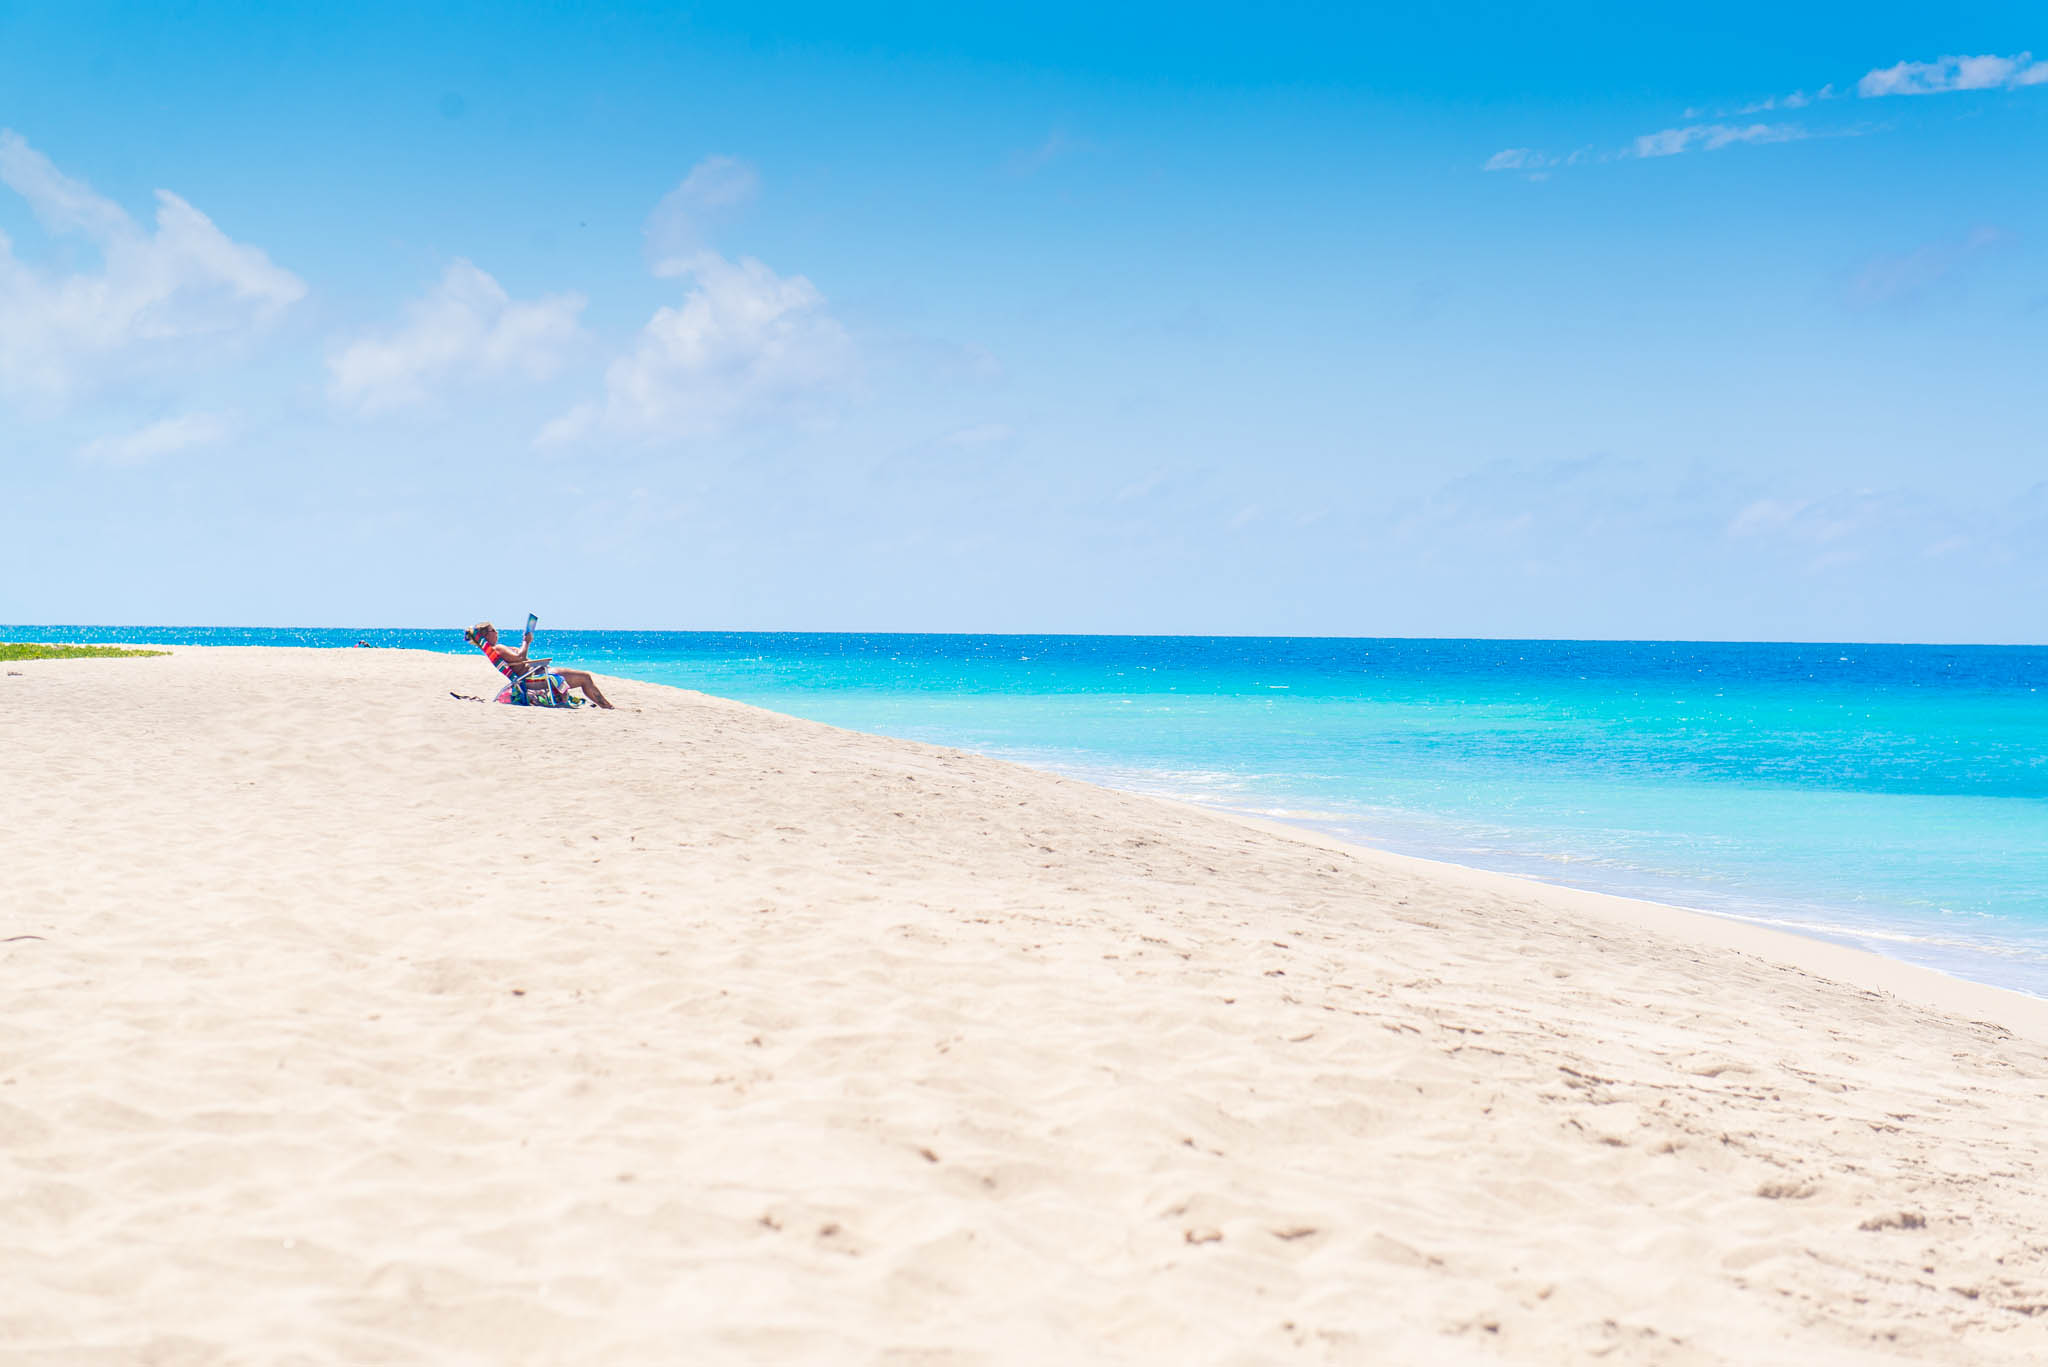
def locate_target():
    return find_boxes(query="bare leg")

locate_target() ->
[554,669,614,709]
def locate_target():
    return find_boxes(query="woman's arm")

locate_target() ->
[494,644,554,671]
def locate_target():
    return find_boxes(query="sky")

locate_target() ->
[2,1,2045,640]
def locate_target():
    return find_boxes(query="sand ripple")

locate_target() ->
[3,647,2047,1363]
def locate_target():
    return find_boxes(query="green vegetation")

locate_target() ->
[0,643,170,661]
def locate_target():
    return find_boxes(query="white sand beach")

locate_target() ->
[4,646,2047,1364]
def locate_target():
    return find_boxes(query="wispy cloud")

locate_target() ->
[0,130,304,403]
[1007,130,1087,177]
[1726,497,1816,539]
[328,260,586,414]
[1483,148,1551,172]
[1859,52,2048,97]
[645,155,760,275]
[1480,146,1592,175]
[1847,226,2010,307]
[1726,85,1834,115]
[1722,485,1999,582]
[1629,121,1811,159]
[1488,120,1815,172]
[76,412,230,466]
[1723,489,1914,574]
[1490,46,2048,176]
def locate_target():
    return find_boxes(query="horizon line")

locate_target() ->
[5,623,2045,650]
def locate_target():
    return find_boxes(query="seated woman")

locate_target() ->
[465,620,615,709]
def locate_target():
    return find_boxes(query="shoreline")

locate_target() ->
[1202,803,2048,1044]
[554,674,2048,1027]
[8,644,2048,1359]
[1036,763,2048,1019]
[10,626,2043,1007]
[19,638,2048,1033]
[830,740,2048,1045]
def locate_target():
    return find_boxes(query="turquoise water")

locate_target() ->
[17,627,2048,996]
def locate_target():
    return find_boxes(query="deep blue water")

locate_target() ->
[16,626,2048,996]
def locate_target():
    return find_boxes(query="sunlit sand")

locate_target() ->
[5,646,2046,1364]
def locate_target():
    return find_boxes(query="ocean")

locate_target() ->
[17,626,2048,997]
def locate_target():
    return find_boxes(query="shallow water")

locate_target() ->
[19,626,2048,996]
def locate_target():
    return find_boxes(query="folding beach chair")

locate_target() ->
[465,629,584,707]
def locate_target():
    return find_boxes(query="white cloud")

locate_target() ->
[327,260,585,414]
[1629,121,1810,158]
[540,250,852,446]
[1858,52,2048,97]
[76,411,230,466]
[645,156,760,276]
[0,130,304,402]
[1482,147,1549,172]
[1483,42,2048,181]
[1482,146,1599,176]
[1489,118,1819,176]
[1727,85,1834,116]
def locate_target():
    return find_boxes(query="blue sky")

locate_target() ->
[2,1,2044,640]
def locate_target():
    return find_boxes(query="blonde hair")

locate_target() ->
[467,620,495,641]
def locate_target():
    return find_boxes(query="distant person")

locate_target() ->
[464,620,615,709]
